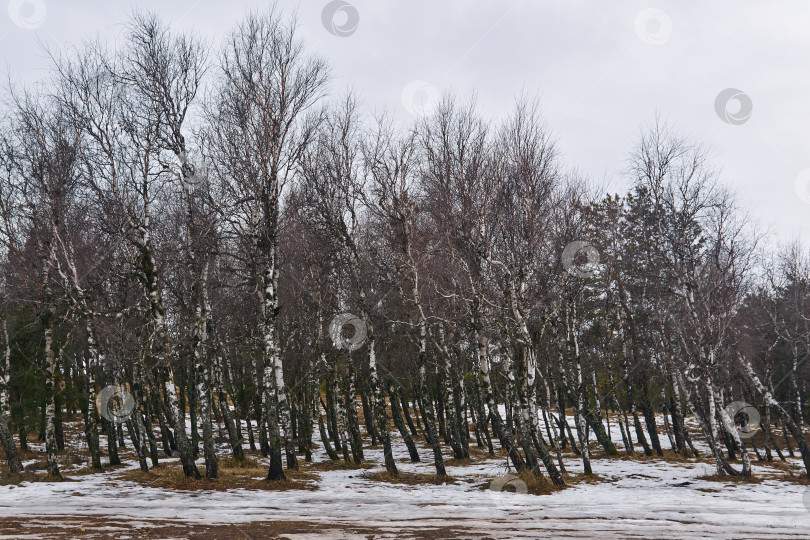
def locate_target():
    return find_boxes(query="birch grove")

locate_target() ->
[0,9,808,486]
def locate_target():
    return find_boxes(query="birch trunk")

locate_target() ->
[139,221,200,479]
[80,354,101,470]
[214,352,244,462]
[365,325,398,475]
[0,320,22,473]
[193,261,217,479]
[343,362,364,464]
[609,370,632,454]
[389,381,419,462]
[436,329,464,459]
[509,347,543,476]
[476,321,524,470]
[417,318,446,476]
[741,356,810,473]
[42,248,60,479]
[714,388,751,476]
[262,260,298,474]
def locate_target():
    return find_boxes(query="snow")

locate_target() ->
[1,414,809,538]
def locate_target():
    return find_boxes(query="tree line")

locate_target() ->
[0,8,807,485]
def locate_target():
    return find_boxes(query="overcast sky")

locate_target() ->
[2,0,809,244]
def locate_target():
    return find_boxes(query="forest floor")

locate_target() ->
[0,411,809,539]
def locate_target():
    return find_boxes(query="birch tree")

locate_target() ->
[209,8,329,480]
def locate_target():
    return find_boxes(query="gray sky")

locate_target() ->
[2,0,809,244]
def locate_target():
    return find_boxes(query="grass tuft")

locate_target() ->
[304,459,372,472]
[0,470,73,485]
[362,470,455,485]
[119,461,319,491]
[696,473,762,484]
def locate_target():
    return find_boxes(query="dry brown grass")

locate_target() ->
[67,465,109,476]
[119,459,319,491]
[477,469,565,496]
[514,469,562,495]
[217,456,259,469]
[478,469,609,496]
[756,464,809,485]
[362,470,456,486]
[468,445,507,460]
[22,459,47,472]
[444,457,475,467]
[0,470,54,485]
[303,459,372,472]
[566,471,611,486]
[23,457,89,472]
[696,473,763,484]
[16,447,41,461]
[773,471,810,486]
[608,448,708,464]
[410,443,506,466]
[0,468,82,484]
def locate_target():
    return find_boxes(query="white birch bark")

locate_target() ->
[0,319,22,473]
